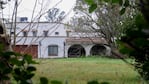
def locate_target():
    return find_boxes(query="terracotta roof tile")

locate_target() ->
[66,37,107,44]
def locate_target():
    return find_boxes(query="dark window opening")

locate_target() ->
[32,30,37,37]
[48,45,58,56]
[23,31,28,37]
[55,32,59,35]
[11,32,14,35]
[43,31,48,37]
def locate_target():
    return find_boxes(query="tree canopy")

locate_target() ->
[84,0,149,82]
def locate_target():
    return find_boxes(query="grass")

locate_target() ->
[33,57,141,84]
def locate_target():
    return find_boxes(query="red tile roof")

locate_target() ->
[66,37,107,44]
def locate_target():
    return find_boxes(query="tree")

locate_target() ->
[84,0,149,82]
[46,8,66,22]
[69,0,136,55]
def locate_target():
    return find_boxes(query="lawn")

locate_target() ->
[33,57,141,84]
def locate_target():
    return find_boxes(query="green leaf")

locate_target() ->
[103,0,110,3]
[135,14,149,29]
[120,7,126,15]
[124,0,129,7]
[0,61,6,69]
[27,66,36,72]
[112,0,119,3]
[26,73,35,79]
[119,0,123,5]
[10,58,22,66]
[0,44,4,51]
[2,75,10,80]
[89,3,97,13]
[14,68,21,75]
[2,51,16,59]
[23,54,34,64]
[20,80,32,84]
[14,52,22,57]
[133,38,149,47]
[3,68,12,74]
[118,41,134,55]
[87,80,99,84]
[13,75,20,81]
[40,77,49,84]
[84,0,95,5]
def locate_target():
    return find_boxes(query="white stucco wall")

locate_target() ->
[6,22,66,37]
[38,37,66,58]
[5,22,67,58]
[5,22,111,58]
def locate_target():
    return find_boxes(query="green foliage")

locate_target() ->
[0,51,36,84]
[84,0,149,82]
[84,0,97,13]
[119,13,149,81]
[84,0,130,14]
[0,45,48,84]
[84,0,95,5]
[119,7,126,15]
[40,77,49,84]
[89,3,97,13]
[87,80,99,84]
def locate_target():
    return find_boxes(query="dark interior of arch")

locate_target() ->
[90,44,106,56]
[0,24,4,34]
[68,44,85,57]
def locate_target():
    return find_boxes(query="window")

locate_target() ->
[22,31,28,37]
[43,30,48,37]
[55,32,59,35]
[10,32,14,35]
[20,17,28,22]
[32,30,37,37]
[48,45,58,56]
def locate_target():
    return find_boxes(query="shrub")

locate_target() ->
[0,47,48,84]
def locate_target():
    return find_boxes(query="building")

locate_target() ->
[65,30,111,57]
[6,22,66,58]
[5,21,111,58]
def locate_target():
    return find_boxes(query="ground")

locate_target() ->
[31,57,141,84]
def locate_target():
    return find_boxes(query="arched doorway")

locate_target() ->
[68,44,85,57]
[90,44,106,56]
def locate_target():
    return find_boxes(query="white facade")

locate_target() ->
[5,21,111,58]
[6,22,67,58]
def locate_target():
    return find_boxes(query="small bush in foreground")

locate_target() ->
[0,50,48,84]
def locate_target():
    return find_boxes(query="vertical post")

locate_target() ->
[39,41,42,58]
[13,0,18,46]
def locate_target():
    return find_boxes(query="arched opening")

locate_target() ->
[0,24,4,34]
[90,44,106,56]
[68,44,85,57]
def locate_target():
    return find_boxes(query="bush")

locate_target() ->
[119,14,149,82]
[0,47,48,84]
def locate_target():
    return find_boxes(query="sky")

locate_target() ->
[2,0,76,21]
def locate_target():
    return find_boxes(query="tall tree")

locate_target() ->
[84,0,149,82]
[70,0,136,52]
